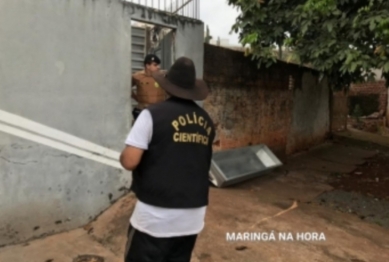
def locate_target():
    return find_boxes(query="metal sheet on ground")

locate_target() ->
[209,144,283,187]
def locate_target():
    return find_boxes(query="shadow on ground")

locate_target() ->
[1,132,389,262]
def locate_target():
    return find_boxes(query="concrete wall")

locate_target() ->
[203,45,330,160]
[0,0,132,246]
[286,72,330,154]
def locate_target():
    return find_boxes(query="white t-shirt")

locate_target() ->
[125,109,207,237]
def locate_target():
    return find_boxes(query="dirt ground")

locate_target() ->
[315,135,389,230]
[85,137,389,262]
[329,153,389,200]
[347,117,389,137]
[1,132,389,262]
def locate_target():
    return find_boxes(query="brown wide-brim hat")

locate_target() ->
[152,57,209,100]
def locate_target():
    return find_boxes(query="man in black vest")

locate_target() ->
[120,57,215,262]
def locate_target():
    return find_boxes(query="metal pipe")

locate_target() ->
[197,0,199,19]
[193,1,194,18]
[197,1,200,19]
[130,0,200,18]
[173,0,192,15]
[195,0,197,19]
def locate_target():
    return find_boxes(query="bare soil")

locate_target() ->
[315,136,389,229]
[329,153,389,200]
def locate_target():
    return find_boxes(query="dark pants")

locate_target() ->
[124,224,198,262]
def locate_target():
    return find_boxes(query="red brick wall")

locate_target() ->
[387,95,389,126]
[203,44,300,159]
[349,81,387,113]
[331,91,349,132]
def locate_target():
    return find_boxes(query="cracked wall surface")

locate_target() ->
[0,0,205,247]
[203,44,330,159]
[0,0,132,246]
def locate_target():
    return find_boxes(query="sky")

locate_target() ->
[199,0,241,45]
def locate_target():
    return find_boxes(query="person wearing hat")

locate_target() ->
[120,57,215,262]
[131,54,167,121]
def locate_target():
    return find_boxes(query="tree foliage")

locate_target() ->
[228,0,389,90]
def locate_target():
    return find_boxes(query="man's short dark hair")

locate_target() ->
[144,54,161,66]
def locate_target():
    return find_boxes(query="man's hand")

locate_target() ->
[120,146,144,171]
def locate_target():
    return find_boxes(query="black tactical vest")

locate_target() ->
[131,97,215,208]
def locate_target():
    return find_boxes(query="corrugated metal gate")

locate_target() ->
[131,26,146,74]
[131,25,173,72]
